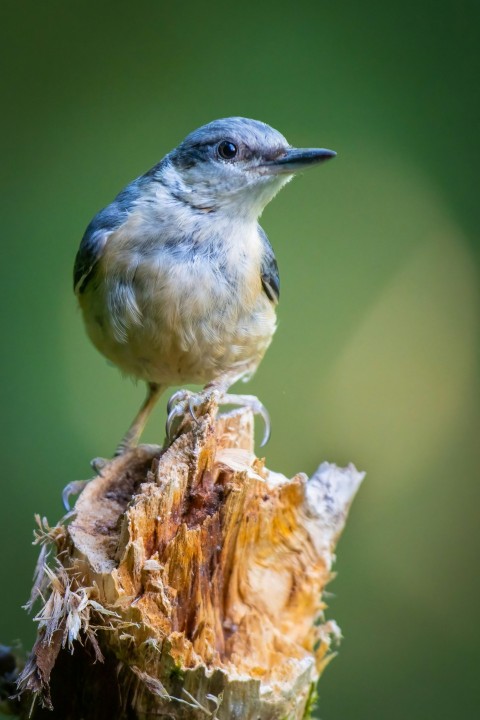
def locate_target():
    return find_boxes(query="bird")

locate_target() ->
[74,117,335,457]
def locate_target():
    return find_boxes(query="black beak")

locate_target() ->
[266,147,336,174]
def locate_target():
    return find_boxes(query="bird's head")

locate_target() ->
[162,117,335,219]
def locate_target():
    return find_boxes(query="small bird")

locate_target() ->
[74,117,335,455]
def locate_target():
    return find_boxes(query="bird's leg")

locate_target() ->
[90,382,164,474]
[115,381,165,456]
[71,383,164,505]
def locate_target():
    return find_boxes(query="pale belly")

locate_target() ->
[80,260,277,387]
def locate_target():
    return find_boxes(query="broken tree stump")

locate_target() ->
[15,397,364,719]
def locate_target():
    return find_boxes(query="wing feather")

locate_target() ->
[73,175,150,295]
[259,226,280,304]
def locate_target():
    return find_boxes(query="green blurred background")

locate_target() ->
[1,1,479,717]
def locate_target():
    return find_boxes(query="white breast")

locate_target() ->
[81,207,276,386]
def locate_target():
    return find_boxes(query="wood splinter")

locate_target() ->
[15,398,364,719]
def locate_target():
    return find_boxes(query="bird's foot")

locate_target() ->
[90,434,147,476]
[90,442,156,475]
[166,389,199,442]
[62,457,112,511]
[91,456,111,475]
[166,389,270,447]
[62,457,111,510]
[220,393,271,446]
[62,479,90,511]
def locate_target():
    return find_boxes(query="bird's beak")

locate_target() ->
[264,147,336,174]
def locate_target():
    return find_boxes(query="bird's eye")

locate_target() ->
[218,140,238,160]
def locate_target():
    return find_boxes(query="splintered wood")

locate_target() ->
[17,398,363,720]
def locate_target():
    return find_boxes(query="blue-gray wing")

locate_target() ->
[74,224,108,295]
[73,174,151,294]
[259,226,280,304]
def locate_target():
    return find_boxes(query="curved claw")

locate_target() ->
[188,396,200,425]
[166,390,202,441]
[221,394,271,447]
[248,398,270,447]
[165,402,183,441]
[258,403,271,447]
[62,479,89,511]
[167,389,190,415]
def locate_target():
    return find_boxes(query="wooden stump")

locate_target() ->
[15,397,364,719]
